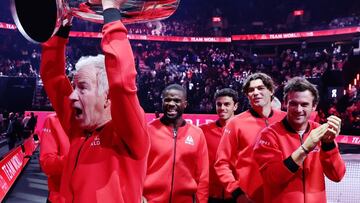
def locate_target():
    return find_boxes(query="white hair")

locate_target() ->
[75,54,109,95]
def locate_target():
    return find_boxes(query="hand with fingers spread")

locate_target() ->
[322,115,341,143]
[302,123,328,151]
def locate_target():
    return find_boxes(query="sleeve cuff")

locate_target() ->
[284,155,299,173]
[321,141,336,151]
[103,8,122,24]
[231,187,245,199]
[55,25,71,38]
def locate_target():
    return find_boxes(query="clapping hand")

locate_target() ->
[321,115,341,143]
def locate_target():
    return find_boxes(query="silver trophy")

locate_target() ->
[11,0,180,43]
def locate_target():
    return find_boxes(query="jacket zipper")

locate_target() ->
[299,134,306,203]
[169,128,178,203]
[71,133,91,203]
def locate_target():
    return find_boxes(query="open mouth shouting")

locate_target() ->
[73,105,84,120]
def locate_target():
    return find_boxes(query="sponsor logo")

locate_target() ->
[185,135,194,145]
[223,128,231,135]
[1,154,23,181]
[42,128,51,133]
[90,136,101,147]
[258,139,270,146]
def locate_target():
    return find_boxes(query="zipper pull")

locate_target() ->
[173,128,177,138]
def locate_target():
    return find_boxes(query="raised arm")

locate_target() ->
[100,1,149,159]
[319,116,346,182]
[40,27,73,134]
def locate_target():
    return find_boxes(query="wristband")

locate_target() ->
[300,145,310,155]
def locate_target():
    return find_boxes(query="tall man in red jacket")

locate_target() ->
[40,0,150,202]
[143,84,209,203]
[214,73,286,202]
[254,77,345,203]
[39,114,70,203]
[199,88,238,203]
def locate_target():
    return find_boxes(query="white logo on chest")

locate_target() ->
[42,128,51,134]
[185,135,194,145]
[90,136,101,147]
[224,128,231,135]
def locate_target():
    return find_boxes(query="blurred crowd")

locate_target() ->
[0,29,358,134]
[0,110,37,151]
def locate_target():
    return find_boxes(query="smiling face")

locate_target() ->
[246,79,273,109]
[286,90,317,131]
[162,89,187,121]
[69,66,108,131]
[216,96,238,122]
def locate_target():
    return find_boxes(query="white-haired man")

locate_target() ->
[40,0,150,202]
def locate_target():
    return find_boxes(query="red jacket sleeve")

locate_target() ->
[196,131,209,203]
[101,21,149,160]
[253,128,298,186]
[40,36,73,135]
[320,143,346,182]
[214,123,240,194]
[39,115,67,175]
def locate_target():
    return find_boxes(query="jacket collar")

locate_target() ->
[249,108,274,118]
[160,116,186,128]
[281,117,310,134]
[83,123,107,137]
[215,120,223,127]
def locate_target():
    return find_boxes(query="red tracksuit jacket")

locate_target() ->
[214,109,286,202]
[40,20,150,203]
[254,119,346,203]
[143,118,209,203]
[39,114,70,202]
[200,120,231,199]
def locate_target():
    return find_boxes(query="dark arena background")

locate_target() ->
[0,0,359,202]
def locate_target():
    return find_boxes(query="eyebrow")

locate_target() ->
[76,81,90,86]
[249,85,266,89]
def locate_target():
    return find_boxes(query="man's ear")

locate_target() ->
[234,102,239,111]
[312,104,317,112]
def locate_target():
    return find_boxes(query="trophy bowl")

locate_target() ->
[11,0,180,43]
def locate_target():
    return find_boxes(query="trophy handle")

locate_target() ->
[11,0,180,43]
[11,0,66,43]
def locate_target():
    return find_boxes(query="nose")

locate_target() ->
[295,104,303,112]
[253,88,261,95]
[168,100,176,106]
[69,90,78,101]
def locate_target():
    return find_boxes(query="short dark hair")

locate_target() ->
[214,88,238,104]
[283,77,319,106]
[242,73,275,94]
[161,84,187,99]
